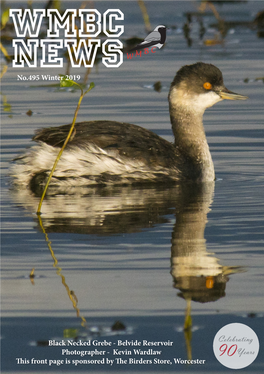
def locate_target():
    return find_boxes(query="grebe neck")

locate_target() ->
[169,98,215,181]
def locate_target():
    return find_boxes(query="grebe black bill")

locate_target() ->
[11,62,247,191]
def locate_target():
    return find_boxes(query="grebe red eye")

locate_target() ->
[203,82,212,90]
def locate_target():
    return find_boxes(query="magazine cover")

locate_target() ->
[1,0,263,373]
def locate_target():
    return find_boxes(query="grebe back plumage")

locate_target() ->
[11,62,247,190]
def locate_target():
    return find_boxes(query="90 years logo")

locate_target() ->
[213,323,259,369]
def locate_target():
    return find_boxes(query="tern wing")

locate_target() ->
[143,30,160,42]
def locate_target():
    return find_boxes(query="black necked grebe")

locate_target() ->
[11,62,247,190]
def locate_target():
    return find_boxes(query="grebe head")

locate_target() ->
[169,62,248,114]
